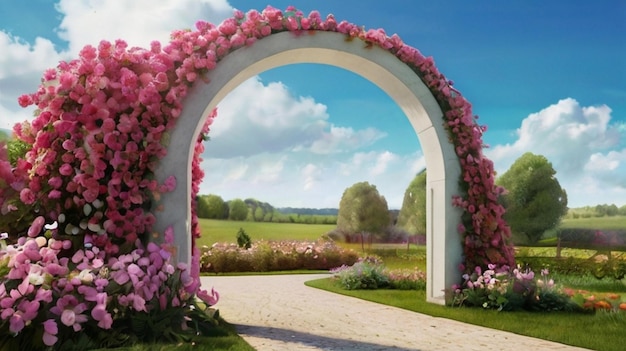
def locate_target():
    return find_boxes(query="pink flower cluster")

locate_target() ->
[2,4,516,344]
[0,228,217,347]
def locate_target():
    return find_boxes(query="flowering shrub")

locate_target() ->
[0,231,219,350]
[565,290,626,314]
[200,239,359,273]
[450,265,579,312]
[1,4,516,347]
[331,257,426,290]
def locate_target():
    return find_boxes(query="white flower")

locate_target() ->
[78,269,94,284]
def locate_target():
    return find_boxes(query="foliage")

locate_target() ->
[567,204,626,219]
[244,198,274,222]
[228,199,248,221]
[0,5,517,345]
[450,265,580,312]
[0,233,220,350]
[396,169,427,235]
[337,182,390,238]
[197,195,229,220]
[558,228,626,251]
[6,139,31,167]
[497,153,568,244]
[235,228,251,249]
[199,239,359,273]
[331,257,389,289]
[330,257,426,290]
[307,278,626,351]
[0,143,34,239]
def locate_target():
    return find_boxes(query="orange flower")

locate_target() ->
[607,293,620,300]
[594,301,612,310]
[619,303,626,311]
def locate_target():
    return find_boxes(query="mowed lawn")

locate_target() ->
[560,215,626,230]
[197,219,336,247]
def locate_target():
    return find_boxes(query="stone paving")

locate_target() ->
[200,274,590,351]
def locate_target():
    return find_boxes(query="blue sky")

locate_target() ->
[0,0,625,209]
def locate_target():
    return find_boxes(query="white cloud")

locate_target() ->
[199,151,425,209]
[309,125,387,154]
[1,0,235,131]
[55,0,233,56]
[206,77,387,158]
[302,163,322,190]
[486,98,626,207]
[0,32,67,130]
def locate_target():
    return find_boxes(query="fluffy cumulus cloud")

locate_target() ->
[206,77,387,158]
[199,151,425,209]
[55,0,233,55]
[0,0,235,130]
[487,98,626,207]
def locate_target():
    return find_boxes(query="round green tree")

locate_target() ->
[337,181,390,244]
[228,198,248,221]
[397,170,427,235]
[497,152,568,244]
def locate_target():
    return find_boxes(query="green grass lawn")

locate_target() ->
[98,318,254,351]
[561,215,626,230]
[197,219,335,247]
[306,278,626,351]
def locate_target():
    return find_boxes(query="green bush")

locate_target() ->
[331,257,389,290]
[236,227,252,249]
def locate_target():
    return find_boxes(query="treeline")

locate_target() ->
[196,194,338,224]
[567,204,626,219]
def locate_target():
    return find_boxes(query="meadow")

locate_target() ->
[560,215,626,230]
[197,219,335,247]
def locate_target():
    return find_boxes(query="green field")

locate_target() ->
[560,215,626,230]
[197,219,335,247]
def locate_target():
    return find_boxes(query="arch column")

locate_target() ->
[153,31,463,304]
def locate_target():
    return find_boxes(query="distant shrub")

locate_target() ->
[200,239,359,273]
[330,257,426,290]
[559,228,626,251]
[331,257,389,290]
[236,227,252,249]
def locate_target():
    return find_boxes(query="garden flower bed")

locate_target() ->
[200,239,359,273]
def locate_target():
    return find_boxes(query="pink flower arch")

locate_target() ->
[0,5,515,347]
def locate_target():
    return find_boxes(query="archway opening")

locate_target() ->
[153,31,463,304]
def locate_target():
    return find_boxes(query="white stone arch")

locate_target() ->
[154,31,463,304]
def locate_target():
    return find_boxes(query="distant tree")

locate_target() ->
[337,182,390,248]
[497,152,568,244]
[228,199,248,221]
[619,205,626,216]
[0,130,9,142]
[205,194,228,219]
[253,206,264,221]
[196,196,210,218]
[397,169,427,235]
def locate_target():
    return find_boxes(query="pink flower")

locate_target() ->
[27,216,46,237]
[51,295,88,331]
[197,287,219,306]
[42,319,58,346]
[19,188,36,204]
